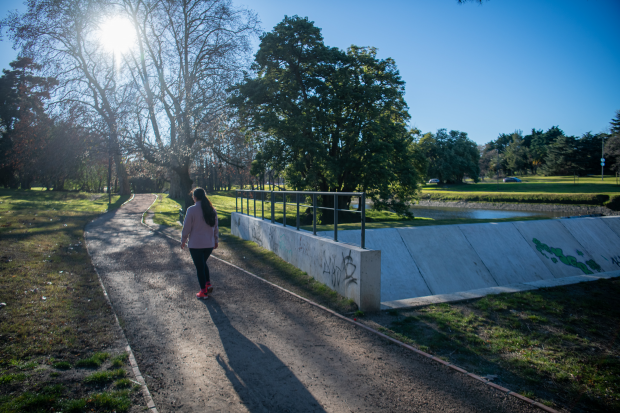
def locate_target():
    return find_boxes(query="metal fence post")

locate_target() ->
[312,194,317,235]
[246,193,249,216]
[296,193,300,230]
[240,191,243,214]
[334,194,338,242]
[271,191,275,223]
[261,192,264,220]
[253,191,256,218]
[361,193,366,249]
[283,192,287,227]
[235,191,238,213]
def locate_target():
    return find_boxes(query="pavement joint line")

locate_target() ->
[137,194,560,413]
[85,220,159,413]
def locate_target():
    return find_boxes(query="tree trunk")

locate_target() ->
[54,179,65,191]
[169,168,182,199]
[176,164,194,212]
[114,157,130,195]
[110,132,130,195]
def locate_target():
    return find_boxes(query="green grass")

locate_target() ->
[114,378,132,389]
[110,353,128,368]
[83,369,126,385]
[0,190,128,359]
[0,373,26,384]
[0,188,135,412]
[424,174,620,194]
[420,175,620,209]
[0,388,132,413]
[51,361,71,370]
[372,278,620,413]
[75,352,110,368]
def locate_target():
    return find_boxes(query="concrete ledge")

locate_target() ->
[523,275,601,288]
[232,212,381,311]
[381,270,620,310]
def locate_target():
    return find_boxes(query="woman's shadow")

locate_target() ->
[201,298,326,413]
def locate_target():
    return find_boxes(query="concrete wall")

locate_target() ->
[319,217,620,303]
[231,212,381,311]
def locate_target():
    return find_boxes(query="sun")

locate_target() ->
[99,16,135,54]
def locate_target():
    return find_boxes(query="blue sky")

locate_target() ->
[1,0,619,145]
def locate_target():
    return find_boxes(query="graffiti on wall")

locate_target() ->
[532,238,602,275]
[251,225,263,248]
[323,250,358,289]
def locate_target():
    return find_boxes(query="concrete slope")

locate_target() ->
[320,217,619,303]
[397,226,498,295]
[560,218,620,273]
[317,229,432,301]
[512,220,598,278]
[601,216,620,238]
[458,222,554,285]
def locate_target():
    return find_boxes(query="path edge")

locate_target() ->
[141,193,558,413]
[86,192,159,413]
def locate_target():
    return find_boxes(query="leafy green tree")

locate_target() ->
[574,132,606,174]
[504,131,529,175]
[0,58,57,188]
[541,135,579,175]
[605,136,620,173]
[230,16,425,220]
[606,111,620,173]
[610,110,620,136]
[419,129,480,184]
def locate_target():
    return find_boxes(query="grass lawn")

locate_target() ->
[420,175,620,208]
[365,279,620,413]
[0,189,141,412]
[423,174,620,195]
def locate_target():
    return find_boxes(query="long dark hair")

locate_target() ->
[192,188,216,227]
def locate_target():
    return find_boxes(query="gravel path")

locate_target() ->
[85,194,539,413]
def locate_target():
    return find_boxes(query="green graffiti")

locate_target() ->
[586,259,602,272]
[532,238,600,275]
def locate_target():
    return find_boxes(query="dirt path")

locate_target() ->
[85,194,538,413]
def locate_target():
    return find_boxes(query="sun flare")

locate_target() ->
[99,17,135,54]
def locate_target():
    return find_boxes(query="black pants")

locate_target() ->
[189,248,213,289]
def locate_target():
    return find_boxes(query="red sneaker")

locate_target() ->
[196,290,208,299]
[206,283,214,294]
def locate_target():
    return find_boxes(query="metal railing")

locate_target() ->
[235,190,366,249]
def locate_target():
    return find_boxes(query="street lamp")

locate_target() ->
[496,148,501,190]
[601,135,606,182]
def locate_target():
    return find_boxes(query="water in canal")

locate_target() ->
[350,204,564,220]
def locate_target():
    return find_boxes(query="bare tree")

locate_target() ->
[122,0,259,209]
[4,0,134,195]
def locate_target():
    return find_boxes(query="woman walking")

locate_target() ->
[181,188,219,299]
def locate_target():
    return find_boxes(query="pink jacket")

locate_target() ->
[181,201,219,249]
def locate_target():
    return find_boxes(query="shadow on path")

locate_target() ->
[202,298,326,413]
